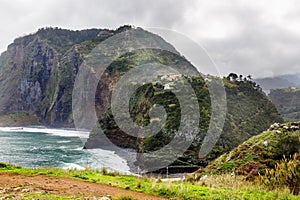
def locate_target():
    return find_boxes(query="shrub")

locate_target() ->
[259,153,300,195]
[73,174,89,180]
[101,167,108,175]
[0,163,8,168]
[136,179,142,189]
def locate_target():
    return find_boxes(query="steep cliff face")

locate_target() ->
[18,38,56,112]
[0,27,112,126]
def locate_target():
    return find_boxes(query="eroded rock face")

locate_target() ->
[18,38,56,112]
[0,28,102,127]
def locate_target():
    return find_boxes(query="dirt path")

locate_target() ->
[0,172,167,199]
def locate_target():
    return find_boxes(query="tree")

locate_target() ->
[227,73,238,82]
[239,74,243,81]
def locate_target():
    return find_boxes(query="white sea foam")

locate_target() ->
[57,140,71,144]
[88,149,131,174]
[62,163,86,170]
[0,127,89,138]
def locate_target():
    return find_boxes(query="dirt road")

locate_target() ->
[0,172,167,199]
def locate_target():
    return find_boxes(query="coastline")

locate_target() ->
[0,126,132,174]
[86,145,138,174]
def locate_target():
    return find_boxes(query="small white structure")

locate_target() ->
[164,82,175,90]
[160,74,182,81]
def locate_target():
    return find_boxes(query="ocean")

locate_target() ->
[0,127,130,173]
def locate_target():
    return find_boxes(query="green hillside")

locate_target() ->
[86,71,283,168]
[192,121,300,195]
[203,122,300,177]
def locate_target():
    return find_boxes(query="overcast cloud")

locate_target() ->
[1,0,300,78]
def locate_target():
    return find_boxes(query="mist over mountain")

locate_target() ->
[255,74,300,92]
[255,74,300,122]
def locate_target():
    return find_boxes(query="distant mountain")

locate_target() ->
[255,74,300,92]
[269,88,300,122]
[255,74,300,122]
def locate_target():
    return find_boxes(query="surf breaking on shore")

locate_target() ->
[0,127,132,173]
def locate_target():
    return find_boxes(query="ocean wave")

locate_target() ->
[57,140,71,144]
[87,149,131,174]
[62,163,86,170]
[0,127,89,139]
[0,128,131,174]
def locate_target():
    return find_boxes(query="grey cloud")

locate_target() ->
[199,2,300,78]
[1,0,300,78]
[0,0,194,52]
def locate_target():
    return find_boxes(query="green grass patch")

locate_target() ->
[0,164,298,199]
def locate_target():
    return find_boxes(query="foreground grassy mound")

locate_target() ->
[203,122,300,178]
[188,122,300,196]
[0,163,297,199]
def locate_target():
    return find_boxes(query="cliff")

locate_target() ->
[0,27,131,127]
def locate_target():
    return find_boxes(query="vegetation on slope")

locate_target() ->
[189,122,298,197]
[203,122,299,176]
[259,153,300,195]
[13,27,101,55]
[86,72,283,168]
[219,74,284,155]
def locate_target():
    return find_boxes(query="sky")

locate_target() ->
[1,0,300,78]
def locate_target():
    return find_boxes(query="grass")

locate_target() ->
[0,163,299,199]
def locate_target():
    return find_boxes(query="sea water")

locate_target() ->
[0,127,130,173]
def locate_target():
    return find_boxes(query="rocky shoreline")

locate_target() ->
[0,112,40,127]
